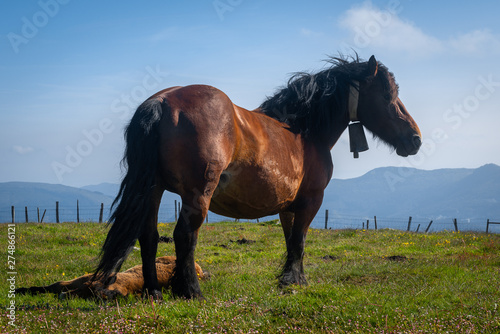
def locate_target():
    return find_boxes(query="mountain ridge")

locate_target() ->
[322,163,500,221]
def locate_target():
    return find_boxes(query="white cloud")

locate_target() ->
[339,3,443,57]
[13,145,34,155]
[339,3,500,58]
[449,29,500,55]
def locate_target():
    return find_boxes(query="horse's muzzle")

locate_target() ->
[397,135,422,157]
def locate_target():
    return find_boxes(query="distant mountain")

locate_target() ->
[1,164,499,231]
[0,182,114,223]
[80,183,120,198]
[321,164,500,231]
[0,182,114,208]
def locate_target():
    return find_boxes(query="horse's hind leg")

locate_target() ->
[138,185,164,300]
[170,160,223,300]
[171,190,213,300]
[16,274,93,296]
[16,286,50,295]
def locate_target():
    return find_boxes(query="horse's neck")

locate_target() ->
[310,87,351,150]
[327,120,349,150]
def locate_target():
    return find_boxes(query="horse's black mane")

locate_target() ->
[260,54,397,140]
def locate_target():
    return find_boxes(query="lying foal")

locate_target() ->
[16,256,204,300]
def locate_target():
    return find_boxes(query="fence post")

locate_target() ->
[11,206,15,223]
[25,206,28,223]
[407,216,412,231]
[486,219,489,233]
[366,219,369,230]
[56,201,60,223]
[425,220,433,233]
[374,216,378,230]
[416,224,420,233]
[99,203,104,223]
[40,209,46,223]
[77,200,80,223]
[37,207,40,223]
[325,209,329,229]
[453,218,458,232]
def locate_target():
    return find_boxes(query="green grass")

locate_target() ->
[1,222,499,333]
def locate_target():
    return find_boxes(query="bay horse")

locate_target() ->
[95,55,421,300]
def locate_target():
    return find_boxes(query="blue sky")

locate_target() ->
[1,0,500,187]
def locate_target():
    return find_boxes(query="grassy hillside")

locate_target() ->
[1,222,499,333]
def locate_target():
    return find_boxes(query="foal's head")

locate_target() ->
[355,56,421,157]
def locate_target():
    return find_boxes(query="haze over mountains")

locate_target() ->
[1,164,499,232]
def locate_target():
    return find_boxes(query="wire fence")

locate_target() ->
[2,203,499,234]
[314,213,499,233]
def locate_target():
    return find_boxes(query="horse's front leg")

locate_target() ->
[280,216,308,286]
[279,211,305,286]
[279,196,323,287]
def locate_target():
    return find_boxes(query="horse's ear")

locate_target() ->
[367,55,378,77]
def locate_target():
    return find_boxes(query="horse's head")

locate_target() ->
[355,56,421,157]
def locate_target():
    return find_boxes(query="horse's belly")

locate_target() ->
[209,164,302,219]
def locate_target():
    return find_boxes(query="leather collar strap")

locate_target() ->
[348,81,360,122]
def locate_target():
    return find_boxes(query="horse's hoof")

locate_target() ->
[182,291,205,301]
[194,293,206,302]
[143,289,163,301]
[171,285,204,300]
[279,272,308,288]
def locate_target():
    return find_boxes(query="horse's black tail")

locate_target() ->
[94,98,163,280]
